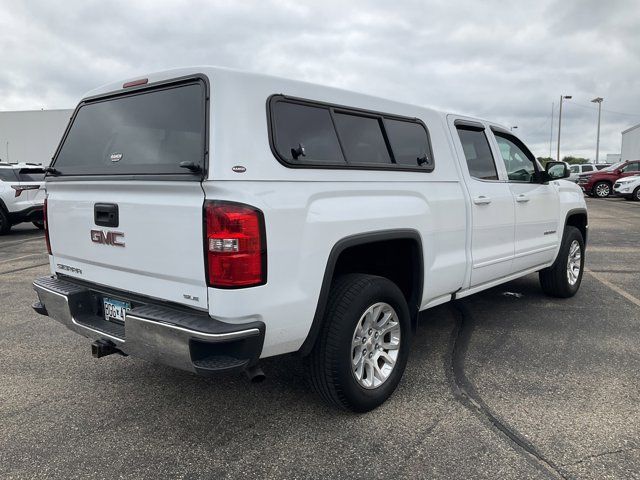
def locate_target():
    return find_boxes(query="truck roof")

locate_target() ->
[82,65,502,129]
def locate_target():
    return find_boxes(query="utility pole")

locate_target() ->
[591,97,603,164]
[557,95,572,162]
[549,102,554,158]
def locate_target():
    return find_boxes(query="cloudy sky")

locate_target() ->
[1,0,639,160]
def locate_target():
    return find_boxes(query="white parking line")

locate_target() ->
[0,236,45,249]
[586,268,640,308]
[0,253,45,265]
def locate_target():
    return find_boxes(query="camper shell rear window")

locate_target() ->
[51,78,207,178]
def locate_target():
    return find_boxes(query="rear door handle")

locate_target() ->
[473,195,492,205]
[516,194,530,203]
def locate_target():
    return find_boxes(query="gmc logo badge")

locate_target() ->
[90,230,125,247]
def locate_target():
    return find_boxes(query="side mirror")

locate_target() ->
[545,161,570,180]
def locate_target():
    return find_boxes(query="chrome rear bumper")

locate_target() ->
[32,275,264,375]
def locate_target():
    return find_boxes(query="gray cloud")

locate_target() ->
[1,0,638,159]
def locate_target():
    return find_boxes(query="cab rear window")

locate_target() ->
[53,81,206,176]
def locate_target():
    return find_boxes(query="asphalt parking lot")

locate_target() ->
[1,197,639,479]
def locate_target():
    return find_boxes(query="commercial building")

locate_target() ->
[0,109,72,165]
[621,123,640,161]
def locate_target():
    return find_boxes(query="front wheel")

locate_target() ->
[306,274,411,412]
[634,187,640,201]
[592,181,611,198]
[539,226,585,298]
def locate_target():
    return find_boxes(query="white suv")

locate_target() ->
[32,67,587,411]
[0,163,46,234]
[613,175,640,201]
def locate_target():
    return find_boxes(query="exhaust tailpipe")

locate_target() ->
[245,365,266,383]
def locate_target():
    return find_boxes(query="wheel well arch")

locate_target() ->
[298,229,424,356]
[592,179,612,188]
[565,209,588,245]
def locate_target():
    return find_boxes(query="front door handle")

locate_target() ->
[516,194,530,203]
[473,195,492,205]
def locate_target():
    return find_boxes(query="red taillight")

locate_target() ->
[204,201,266,288]
[11,185,40,197]
[44,197,51,255]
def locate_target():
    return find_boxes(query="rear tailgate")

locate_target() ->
[46,77,209,309]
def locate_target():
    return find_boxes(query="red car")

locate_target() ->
[577,160,640,197]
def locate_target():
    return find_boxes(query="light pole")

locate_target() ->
[549,102,554,158]
[591,97,603,164]
[557,95,572,162]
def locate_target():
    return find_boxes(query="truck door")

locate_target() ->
[450,118,515,287]
[490,130,560,273]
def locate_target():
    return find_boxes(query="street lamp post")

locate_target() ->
[591,97,604,164]
[557,95,572,162]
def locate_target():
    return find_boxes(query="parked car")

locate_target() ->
[31,67,587,411]
[613,175,640,201]
[569,163,597,182]
[0,163,46,234]
[577,160,640,197]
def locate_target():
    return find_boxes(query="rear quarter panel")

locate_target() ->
[204,71,467,357]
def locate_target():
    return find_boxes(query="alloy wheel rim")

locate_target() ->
[566,240,582,286]
[596,184,609,197]
[351,302,401,389]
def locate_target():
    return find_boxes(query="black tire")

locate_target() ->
[634,186,640,202]
[32,220,45,230]
[305,274,411,412]
[539,226,584,298]
[592,181,611,198]
[0,208,11,235]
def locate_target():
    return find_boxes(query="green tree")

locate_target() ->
[537,157,554,167]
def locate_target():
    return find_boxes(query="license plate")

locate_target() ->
[103,297,130,323]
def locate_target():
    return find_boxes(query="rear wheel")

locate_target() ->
[592,181,611,198]
[539,226,584,298]
[0,209,11,235]
[306,274,411,412]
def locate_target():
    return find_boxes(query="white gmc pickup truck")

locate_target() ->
[33,67,587,412]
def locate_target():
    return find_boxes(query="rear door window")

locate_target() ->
[53,81,206,176]
[456,127,499,180]
[582,165,594,172]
